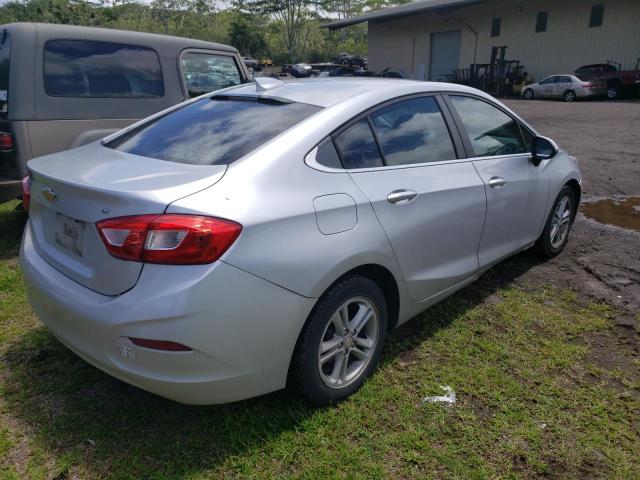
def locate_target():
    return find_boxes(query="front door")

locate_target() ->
[334,95,486,301]
[540,76,556,97]
[429,31,461,81]
[446,95,549,267]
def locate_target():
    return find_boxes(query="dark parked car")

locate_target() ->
[283,63,312,78]
[243,56,260,71]
[0,23,250,203]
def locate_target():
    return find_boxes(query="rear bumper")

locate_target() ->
[576,87,606,98]
[20,222,315,404]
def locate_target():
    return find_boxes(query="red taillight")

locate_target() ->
[0,132,13,151]
[129,338,192,351]
[21,176,31,210]
[96,214,242,265]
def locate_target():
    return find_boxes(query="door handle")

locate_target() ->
[387,189,418,205]
[488,177,507,189]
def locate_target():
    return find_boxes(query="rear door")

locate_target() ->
[35,39,168,157]
[340,95,486,302]
[445,94,549,268]
[553,75,572,96]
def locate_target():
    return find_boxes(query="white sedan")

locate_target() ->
[522,74,605,102]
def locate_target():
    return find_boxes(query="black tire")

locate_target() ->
[607,82,622,100]
[564,90,576,102]
[535,186,576,258]
[524,88,534,100]
[292,275,388,406]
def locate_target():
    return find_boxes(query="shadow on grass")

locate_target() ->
[0,201,27,259]
[1,197,548,476]
[1,245,546,477]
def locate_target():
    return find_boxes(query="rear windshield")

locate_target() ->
[576,75,595,82]
[106,96,321,165]
[44,40,164,98]
[0,30,10,117]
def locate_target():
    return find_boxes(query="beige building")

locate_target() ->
[324,0,640,83]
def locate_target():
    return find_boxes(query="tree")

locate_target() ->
[236,0,313,62]
[228,11,267,57]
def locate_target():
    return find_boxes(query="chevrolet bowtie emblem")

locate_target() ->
[41,186,59,203]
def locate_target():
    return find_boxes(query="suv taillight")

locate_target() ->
[0,132,13,151]
[21,176,31,210]
[96,214,242,265]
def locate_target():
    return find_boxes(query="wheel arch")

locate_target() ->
[565,178,582,212]
[312,264,401,332]
[607,77,623,87]
[286,263,401,387]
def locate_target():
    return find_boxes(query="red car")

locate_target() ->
[575,63,640,99]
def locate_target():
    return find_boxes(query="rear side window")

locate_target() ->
[450,96,525,157]
[44,40,164,98]
[370,96,456,166]
[181,52,242,98]
[0,30,10,117]
[107,97,321,165]
[315,138,343,169]
[334,119,384,169]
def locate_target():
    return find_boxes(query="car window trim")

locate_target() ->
[442,92,532,160]
[178,48,247,100]
[42,38,165,99]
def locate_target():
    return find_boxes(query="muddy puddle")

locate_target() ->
[581,197,640,232]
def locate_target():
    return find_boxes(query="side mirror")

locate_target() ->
[532,136,559,165]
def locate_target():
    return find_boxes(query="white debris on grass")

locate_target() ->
[422,385,456,405]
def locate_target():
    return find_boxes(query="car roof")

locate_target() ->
[219,78,489,108]
[1,22,239,53]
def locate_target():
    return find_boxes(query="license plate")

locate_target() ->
[54,214,85,258]
[116,344,135,360]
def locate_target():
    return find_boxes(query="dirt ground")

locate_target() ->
[497,98,640,378]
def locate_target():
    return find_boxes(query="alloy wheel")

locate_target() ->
[550,195,572,249]
[318,297,379,389]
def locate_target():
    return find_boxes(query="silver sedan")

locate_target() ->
[20,78,581,406]
[522,74,606,102]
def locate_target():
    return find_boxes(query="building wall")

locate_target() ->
[368,0,640,81]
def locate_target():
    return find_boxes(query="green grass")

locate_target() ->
[0,199,638,479]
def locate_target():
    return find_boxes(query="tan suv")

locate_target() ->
[0,23,250,203]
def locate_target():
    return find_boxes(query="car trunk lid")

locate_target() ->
[27,143,227,295]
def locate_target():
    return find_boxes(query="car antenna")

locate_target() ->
[255,77,284,92]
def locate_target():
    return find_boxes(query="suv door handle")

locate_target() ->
[387,189,418,205]
[488,177,507,189]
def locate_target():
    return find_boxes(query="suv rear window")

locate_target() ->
[0,30,10,117]
[106,96,321,165]
[44,40,164,98]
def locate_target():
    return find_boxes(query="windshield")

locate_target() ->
[0,30,10,117]
[106,96,321,165]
